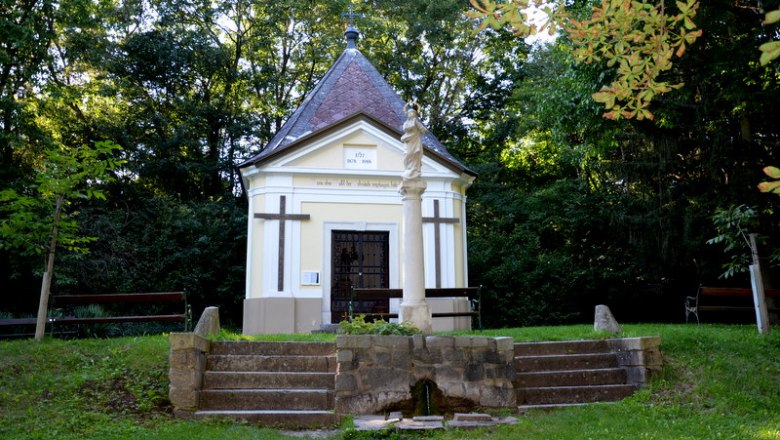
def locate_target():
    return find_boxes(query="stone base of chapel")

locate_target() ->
[242,297,472,335]
[243,297,322,334]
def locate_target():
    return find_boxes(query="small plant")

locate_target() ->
[338,315,419,335]
[706,204,758,279]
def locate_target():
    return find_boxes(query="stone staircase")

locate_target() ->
[193,341,340,428]
[514,339,639,410]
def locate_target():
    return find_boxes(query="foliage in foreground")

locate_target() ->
[1,325,779,439]
[338,315,420,336]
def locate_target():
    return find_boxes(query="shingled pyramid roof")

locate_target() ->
[239,31,474,176]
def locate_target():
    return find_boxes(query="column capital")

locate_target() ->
[398,179,427,198]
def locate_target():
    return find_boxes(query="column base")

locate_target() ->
[399,301,432,335]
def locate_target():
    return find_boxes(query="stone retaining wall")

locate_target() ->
[168,333,209,412]
[335,335,516,415]
[607,336,663,385]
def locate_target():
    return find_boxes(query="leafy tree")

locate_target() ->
[0,141,123,340]
[469,0,704,119]
[0,0,55,183]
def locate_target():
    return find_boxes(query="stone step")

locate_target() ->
[514,368,627,388]
[514,353,618,372]
[198,389,335,411]
[517,384,638,406]
[206,355,337,373]
[210,341,336,356]
[514,340,610,357]
[191,410,341,429]
[203,371,335,390]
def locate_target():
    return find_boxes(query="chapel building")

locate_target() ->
[238,26,476,334]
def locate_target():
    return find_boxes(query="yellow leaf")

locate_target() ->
[759,41,780,52]
[763,9,780,25]
[758,181,780,194]
[676,42,686,58]
[763,166,780,179]
[759,47,780,66]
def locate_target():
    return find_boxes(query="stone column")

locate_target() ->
[398,102,432,334]
[399,179,432,334]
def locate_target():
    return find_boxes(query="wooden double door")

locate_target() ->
[330,230,389,323]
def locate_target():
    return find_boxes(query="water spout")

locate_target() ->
[412,379,439,417]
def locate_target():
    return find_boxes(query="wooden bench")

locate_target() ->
[685,286,780,324]
[0,291,191,338]
[350,287,482,330]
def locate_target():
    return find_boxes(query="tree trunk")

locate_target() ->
[34,195,63,341]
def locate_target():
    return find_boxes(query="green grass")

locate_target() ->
[1,325,779,439]
[210,328,337,342]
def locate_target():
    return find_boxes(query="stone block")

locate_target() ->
[337,349,354,363]
[475,349,499,364]
[169,386,199,410]
[484,365,503,380]
[465,363,484,381]
[608,336,661,352]
[338,360,356,372]
[425,336,454,348]
[337,334,372,349]
[375,335,411,349]
[462,382,482,400]
[412,334,425,349]
[439,381,465,398]
[624,367,650,385]
[336,393,377,415]
[169,368,203,389]
[375,350,391,365]
[494,337,514,352]
[442,347,466,363]
[453,413,494,423]
[433,365,459,382]
[479,385,516,408]
[363,368,409,391]
[454,336,488,348]
[616,349,662,367]
[336,373,358,392]
[411,366,436,383]
[169,333,209,352]
[169,350,205,370]
[390,350,411,369]
[415,348,444,365]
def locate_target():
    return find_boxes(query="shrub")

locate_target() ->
[337,315,419,335]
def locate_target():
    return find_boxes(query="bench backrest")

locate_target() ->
[54,292,186,304]
[352,287,479,300]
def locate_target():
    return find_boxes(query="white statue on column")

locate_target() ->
[398,100,432,334]
[401,102,427,181]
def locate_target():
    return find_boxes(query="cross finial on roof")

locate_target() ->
[341,5,364,27]
[341,5,364,49]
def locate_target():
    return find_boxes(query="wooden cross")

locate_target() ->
[254,195,310,292]
[422,200,459,288]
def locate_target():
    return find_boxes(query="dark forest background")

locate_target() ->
[2,0,780,329]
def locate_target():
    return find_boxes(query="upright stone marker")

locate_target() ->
[594,304,622,334]
[399,102,432,334]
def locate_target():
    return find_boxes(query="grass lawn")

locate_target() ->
[1,324,779,439]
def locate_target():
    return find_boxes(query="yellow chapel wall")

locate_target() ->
[298,201,402,293]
